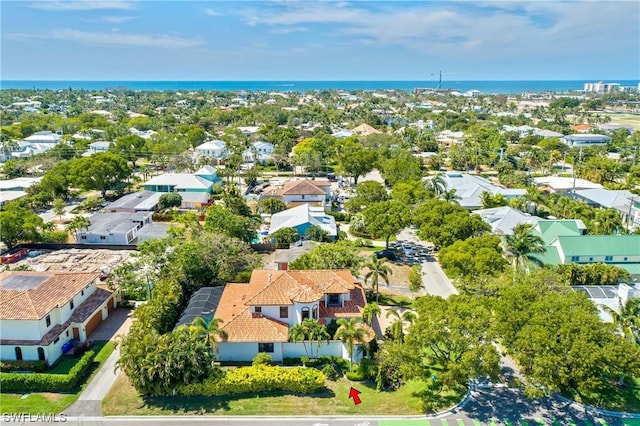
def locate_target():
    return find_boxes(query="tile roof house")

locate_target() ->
[213,270,371,362]
[260,179,331,207]
[269,204,337,240]
[0,271,118,363]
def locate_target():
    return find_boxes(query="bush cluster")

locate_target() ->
[0,360,47,373]
[0,349,96,392]
[178,365,325,396]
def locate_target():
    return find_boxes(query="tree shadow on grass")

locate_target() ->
[141,389,337,414]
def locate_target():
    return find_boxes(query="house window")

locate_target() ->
[301,195,305,200]
[280,307,288,318]
[605,256,613,262]
[81,289,84,296]
[255,306,262,313]
[100,236,106,240]
[258,343,274,353]
[570,256,580,262]
[46,315,51,327]
[70,299,74,309]
[37,348,45,361]
[81,235,87,240]
[66,330,69,337]
[15,347,22,361]
[301,307,310,320]
[589,257,593,261]
[53,337,59,344]
[327,294,341,307]
[312,305,318,320]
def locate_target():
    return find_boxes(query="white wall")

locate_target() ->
[216,341,361,363]
[79,229,136,244]
[283,194,324,204]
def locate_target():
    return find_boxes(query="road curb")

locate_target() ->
[424,380,473,419]
[553,393,640,419]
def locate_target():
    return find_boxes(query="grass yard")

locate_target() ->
[602,113,640,130]
[103,375,463,416]
[0,341,115,414]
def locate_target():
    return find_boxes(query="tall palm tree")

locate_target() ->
[602,297,640,345]
[361,302,381,326]
[191,316,226,353]
[65,215,90,242]
[334,318,367,371]
[593,209,624,235]
[289,318,330,359]
[362,255,392,302]
[385,309,416,343]
[502,223,546,276]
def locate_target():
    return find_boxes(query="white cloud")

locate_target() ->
[7,29,202,49]
[99,15,135,23]
[204,8,222,17]
[28,1,135,11]
[271,26,309,35]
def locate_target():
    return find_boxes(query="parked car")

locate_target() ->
[401,244,415,255]
[374,249,396,260]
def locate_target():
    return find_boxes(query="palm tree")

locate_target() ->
[502,223,546,276]
[362,255,393,302]
[361,302,381,326]
[65,215,90,242]
[334,318,367,372]
[593,209,624,235]
[191,316,226,353]
[385,309,416,343]
[602,297,640,345]
[426,173,447,196]
[288,318,330,359]
[440,189,461,204]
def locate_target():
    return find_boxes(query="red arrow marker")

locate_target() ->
[348,386,362,405]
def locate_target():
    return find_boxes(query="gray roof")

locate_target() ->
[144,173,213,191]
[269,204,337,236]
[472,206,541,235]
[174,287,225,329]
[107,191,161,211]
[87,212,151,234]
[574,188,633,209]
[435,172,526,209]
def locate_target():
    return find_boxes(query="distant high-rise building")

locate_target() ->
[583,81,621,93]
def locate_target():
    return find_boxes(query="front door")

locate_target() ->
[72,327,80,340]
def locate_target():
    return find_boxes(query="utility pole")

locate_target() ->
[571,148,583,199]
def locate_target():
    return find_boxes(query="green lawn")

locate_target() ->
[103,375,465,416]
[0,341,115,413]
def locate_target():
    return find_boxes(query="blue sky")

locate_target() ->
[2,0,639,81]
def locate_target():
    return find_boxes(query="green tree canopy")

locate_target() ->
[362,200,409,248]
[159,193,183,210]
[68,152,131,198]
[0,202,45,248]
[289,240,364,271]
[204,204,257,243]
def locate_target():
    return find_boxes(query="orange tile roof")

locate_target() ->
[214,270,365,342]
[280,180,327,196]
[0,271,99,320]
[245,270,356,305]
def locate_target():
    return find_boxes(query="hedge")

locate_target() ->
[178,365,325,396]
[0,360,47,373]
[0,349,97,392]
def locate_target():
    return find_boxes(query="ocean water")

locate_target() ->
[1,80,639,94]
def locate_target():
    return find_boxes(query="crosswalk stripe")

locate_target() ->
[473,420,483,426]
[489,420,499,426]
[442,420,449,426]
[505,419,516,426]
[457,419,466,426]
[596,420,608,426]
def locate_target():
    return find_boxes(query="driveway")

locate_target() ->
[63,308,132,417]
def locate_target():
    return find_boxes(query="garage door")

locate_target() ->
[85,311,103,337]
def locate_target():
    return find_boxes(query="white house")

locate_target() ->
[194,140,228,160]
[533,176,603,194]
[23,131,62,145]
[269,204,338,240]
[76,212,153,244]
[561,134,612,147]
[213,270,373,363]
[81,141,111,157]
[0,271,118,363]
[243,141,274,164]
[429,172,526,209]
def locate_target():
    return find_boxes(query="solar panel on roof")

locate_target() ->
[0,274,49,290]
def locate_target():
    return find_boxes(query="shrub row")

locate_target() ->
[178,365,325,396]
[0,349,96,392]
[0,360,47,373]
